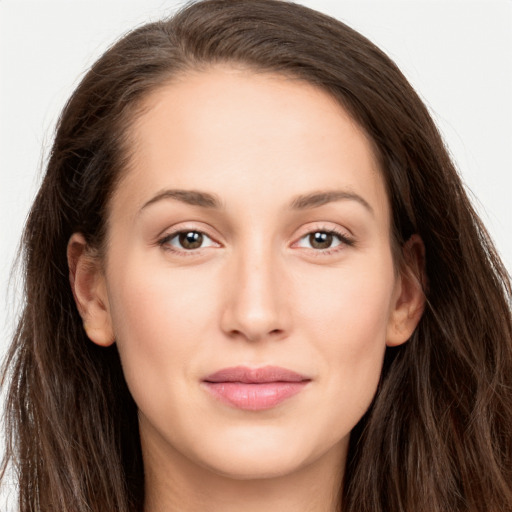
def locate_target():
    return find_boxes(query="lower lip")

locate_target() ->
[203,381,308,411]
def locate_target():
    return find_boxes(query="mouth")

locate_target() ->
[202,366,311,411]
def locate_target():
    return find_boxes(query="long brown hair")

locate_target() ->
[2,1,511,510]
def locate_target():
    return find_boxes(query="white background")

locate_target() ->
[0,1,511,504]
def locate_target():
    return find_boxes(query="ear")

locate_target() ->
[386,234,426,347]
[67,233,115,347]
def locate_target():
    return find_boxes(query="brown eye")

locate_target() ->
[308,232,334,249]
[178,231,204,249]
[160,230,217,252]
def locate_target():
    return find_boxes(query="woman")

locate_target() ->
[2,0,511,511]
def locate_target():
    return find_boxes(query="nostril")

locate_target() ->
[225,327,286,343]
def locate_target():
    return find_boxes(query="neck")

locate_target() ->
[141,429,346,512]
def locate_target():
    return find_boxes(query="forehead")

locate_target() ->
[113,66,389,224]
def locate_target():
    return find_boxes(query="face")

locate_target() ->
[72,66,422,482]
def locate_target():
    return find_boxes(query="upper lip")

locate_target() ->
[203,365,310,384]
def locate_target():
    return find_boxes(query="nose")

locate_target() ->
[220,246,290,343]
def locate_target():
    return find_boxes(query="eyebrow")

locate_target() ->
[141,189,223,210]
[290,190,374,215]
[140,188,373,215]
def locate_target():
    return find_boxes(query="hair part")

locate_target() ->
[2,1,512,511]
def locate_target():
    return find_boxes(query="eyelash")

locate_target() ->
[157,226,355,256]
[157,229,218,256]
[295,227,355,256]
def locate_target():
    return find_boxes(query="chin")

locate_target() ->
[189,425,347,481]
[203,452,309,481]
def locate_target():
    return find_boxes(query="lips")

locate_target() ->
[202,366,311,411]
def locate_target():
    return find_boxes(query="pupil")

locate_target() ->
[309,231,332,249]
[179,231,203,249]
[310,232,332,249]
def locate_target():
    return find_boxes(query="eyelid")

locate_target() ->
[291,223,355,253]
[154,221,354,256]
[156,224,222,254]
[166,231,216,248]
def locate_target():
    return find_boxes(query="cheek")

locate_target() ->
[105,256,220,405]
[109,253,217,339]
[293,254,396,398]
[296,256,395,344]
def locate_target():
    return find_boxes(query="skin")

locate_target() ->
[68,67,425,512]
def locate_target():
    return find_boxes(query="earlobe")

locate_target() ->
[67,233,115,347]
[386,234,426,347]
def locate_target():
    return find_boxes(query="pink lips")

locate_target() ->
[202,366,310,411]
